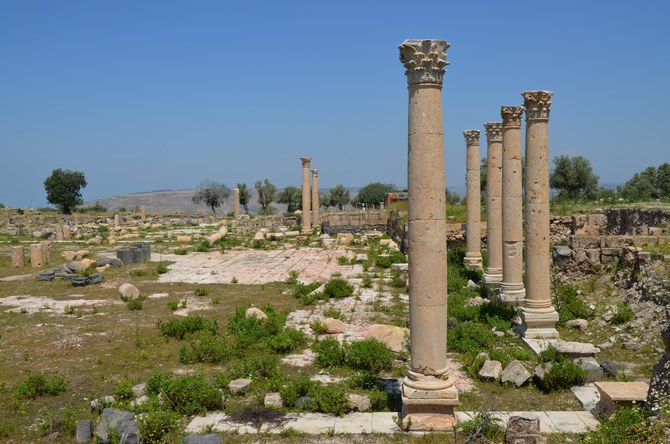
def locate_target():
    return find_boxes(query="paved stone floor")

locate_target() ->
[153,248,361,285]
[186,410,599,435]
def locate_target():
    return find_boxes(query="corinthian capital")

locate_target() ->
[483,122,503,142]
[399,39,450,86]
[311,169,318,177]
[522,91,553,121]
[300,157,312,167]
[463,130,480,146]
[501,106,524,129]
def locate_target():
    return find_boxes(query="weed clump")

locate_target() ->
[157,316,218,340]
[145,373,223,415]
[554,284,593,323]
[536,346,588,392]
[323,279,354,299]
[266,328,307,354]
[312,338,393,373]
[14,373,67,399]
[612,301,634,325]
[449,321,495,354]
[179,331,233,364]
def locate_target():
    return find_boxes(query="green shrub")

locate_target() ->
[156,262,168,274]
[337,256,348,265]
[612,301,634,325]
[311,384,349,415]
[174,249,188,255]
[542,360,588,392]
[361,275,373,288]
[127,298,143,310]
[58,405,78,437]
[14,373,67,399]
[229,355,280,381]
[375,255,392,268]
[554,284,593,323]
[148,374,223,415]
[367,387,390,411]
[582,405,651,443]
[113,379,134,401]
[146,372,174,396]
[195,241,210,252]
[458,412,504,442]
[323,308,345,321]
[310,319,328,335]
[390,273,406,288]
[292,282,322,305]
[226,306,284,347]
[312,338,346,368]
[323,279,354,299]
[279,375,318,408]
[194,287,209,297]
[157,316,218,340]
[0,421,14,438]
[448,291,480,322]
[449,321,495,354]
[345,339,394,373]
[179,331,232,364]
[267,328,307,354]
[286,271,299,285]
[138,409,179,444]
[167,300,179,311]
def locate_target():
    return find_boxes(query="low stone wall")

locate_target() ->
[321,211,388,236]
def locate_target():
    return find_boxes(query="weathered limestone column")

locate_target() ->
[500,106,526,305]
[483,122,504,286]
[140,205,146,221]
[11,246,25,267]
[30,244,44,268]
[519,91,559,338]
[399,39,458,431]
[311,170,320,228]
[114,214,120,228]
[300,157,312,234]
[233,188,241,219]
[464,130,483,270]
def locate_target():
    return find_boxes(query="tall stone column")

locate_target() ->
[300,157,312,234]
[464,130,483,270]
[483,122,504,286]
[311,170,320,228]
[399,39,458,431]
[519,91,559,338]
[500,106,526,305]
[233,188,241,219]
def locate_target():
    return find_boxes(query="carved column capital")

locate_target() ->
[501,106,524,129]
[483,122,503,142]
[311,169,318,177]
[522,90,553,121]
[299,157,312,167]
[399,39,450,86]
[463,130,480,146]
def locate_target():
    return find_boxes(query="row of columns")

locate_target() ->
[463,94,559,339]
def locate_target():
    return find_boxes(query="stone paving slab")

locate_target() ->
[571,384,600,411]
[186,411,598,435]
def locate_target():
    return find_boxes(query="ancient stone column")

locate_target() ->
[483,122,504,286]
[40,241,52,263]
[140,205,146,221]
[114,214,120,228]
[311,169,320,228]
[500,106,526,305]
[519,91,559,338]
[233,188,241,219]
[399,39,458,431]
[11,246,24,267]
[464,130,483,270]
[30,244,44,268]
[300,157,312,234]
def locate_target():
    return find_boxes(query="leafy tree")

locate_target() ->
[618,164,670,201]
[192,181,231,214]
[329,185,350,210]
[320,192,332,210]
[43,168,87,214]
[445,187,461,206]
[278,186,302,213]
[480,157,488,194]
[354,182,396,206]
[0,203,5,209]
[549,155,599,200]
[236,183,252,213]
[255,179,277,215]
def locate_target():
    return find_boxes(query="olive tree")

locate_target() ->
[192,180,231,214]
[44,168,87,214]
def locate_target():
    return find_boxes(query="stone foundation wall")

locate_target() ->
[321,211,388,236]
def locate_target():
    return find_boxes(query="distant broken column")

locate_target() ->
[40,240,52,263]
[114,214,120,228]
[500,106,526,305]
[399,38,458,431]
[140,205,146,221]
[464,130,483,270]
[30,244,44,268]
[519,90,559,338]
[11,246,25,267]
[311,170,320,228]
[233,188,241,219]
[300,157,312,234]
[483,122,504,286]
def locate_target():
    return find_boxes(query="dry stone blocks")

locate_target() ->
[11,246,24,267]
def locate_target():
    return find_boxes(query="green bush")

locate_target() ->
[311,384,349,415]
[312,338,346,368]
[0,421,14,438]
[323,279,354,299]
[194,287,209,297]
[467,352,490,378]
[174,249,188,255]
[229,355,279,380]
[286,271,299,285]
[449,321,495,354]
[226,306,284,347]
[146,372,174,396]
[368,386,390,411]
[345,339,394,373]
[147,373,223,415]
[157,316,218,340]
[458,412,504,442]
[582,405,655,443]
[14,373,67,399]
[267,328,307,354]
[127,298,143,310]
[279,375,318,408]
[179,331,232,364]
[323,308,346,321]
[448,291,480,322]
[390,273,406,288]
[310,319,328,335]
[554,284,593,323]
[138,409,179,444]
[167,300,179,311]
[612,301,634,325]
[113,379,134,401]
[537,346,588,392]
[156,262,168,274]
[361,275,373,288]
[291,282,322,305]
[337,256,348,265]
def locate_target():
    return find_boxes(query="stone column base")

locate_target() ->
[498,283,525,306]
[301,228,311,234]
[482,270,502,287]
[463,253,483,271]
[401,384,459,431]
[518,307,559,339]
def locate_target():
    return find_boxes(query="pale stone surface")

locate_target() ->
[500,106,526,304]
[347,394,371,412]
[366,324,408,353]
[399,38,458,431]
[176,235,192,242]
[245,307,267,320]
[519,90,559,339]
[484,125,503,285]
[207,232,223,246]
[464,129,483,270]
[501,360,531,387]
[478,360,503,381]
[264,392,282,408]
[566,319,588,332]
[30,244,44,268]
[571,384,600,411]
[595,381,649,416]
[574,357,604,382]
[119,283,140,300]
[300,157,312,234]
[233,188,241,219]
[228,378,252,394]
[323,317,345,334]
[11,246,24,267]
[311,170,319,227]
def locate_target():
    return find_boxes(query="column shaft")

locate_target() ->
[233,188,241,219]
[300,158,312,233]
[483,122,503,285]
[464,130,482,270]
[311,170,320,227]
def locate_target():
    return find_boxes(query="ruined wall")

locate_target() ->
[321,211,388,236]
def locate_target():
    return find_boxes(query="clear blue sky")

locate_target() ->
[1,0,668,208]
